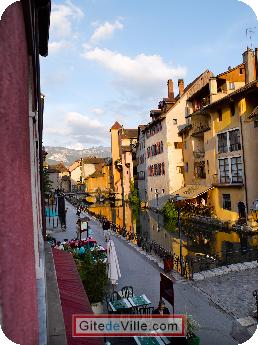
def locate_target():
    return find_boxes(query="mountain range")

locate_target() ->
[45,146,111,166]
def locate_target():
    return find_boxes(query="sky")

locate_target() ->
[41,0,258,150]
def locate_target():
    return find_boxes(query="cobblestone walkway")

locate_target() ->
[192,267,258,319]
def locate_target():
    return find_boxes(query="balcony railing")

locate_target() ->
[191,124,210,137]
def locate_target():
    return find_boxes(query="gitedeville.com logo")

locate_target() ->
[73,314,186,337]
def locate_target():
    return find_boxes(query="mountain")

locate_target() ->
[45,146,111,166]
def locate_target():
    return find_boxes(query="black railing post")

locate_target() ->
[253,289,258,321]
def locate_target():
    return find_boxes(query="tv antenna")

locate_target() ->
[246,27,256,49]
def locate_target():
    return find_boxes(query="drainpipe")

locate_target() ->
[239,114,249,215]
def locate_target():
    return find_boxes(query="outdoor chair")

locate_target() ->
[120,286,134,298]
[138,306,154,315]
[105,291,119,314]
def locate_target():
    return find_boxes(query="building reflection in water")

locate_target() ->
[88,203,258,260]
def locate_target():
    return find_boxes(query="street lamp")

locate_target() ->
[171,194,185,276]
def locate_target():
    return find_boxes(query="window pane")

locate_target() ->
[229,129,241,152]
[218,133,228,153]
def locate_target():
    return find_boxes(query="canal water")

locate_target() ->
[87,202,258,262]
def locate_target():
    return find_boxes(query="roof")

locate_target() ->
[68,161,81,172]
[249,105,258,119]
[121,145,132,152]
[216,63,245,78]
[201,80,258,111]
[110,121,122,130]
[52,249,103,345]
[83,157,105,164]
[121,129,138,139]
[178,124,192,136]
[47,163,68,173]
[171,185,213,200]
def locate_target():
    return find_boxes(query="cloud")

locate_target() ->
[50,0,84,39]
[91,107,104,115]
[82,48,186,96]
[89,20,124,44]
[44,110,109,148]
[48,40,71,54]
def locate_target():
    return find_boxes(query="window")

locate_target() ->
[229,82,235,90]
[219,158,230,183]
[194,162,206,179]
[230,103,235,117]
[160,141,163,153]
[240,68,244,75]
[207,160,209,174]
[218,109,222,121]
[150,188,152,192]
[185,162,188,173]
[218,132,228,153]
[162,189,165,193]
[162,162,165,175]
[173,119,177,125]
[222,194,231,210]
[174,142,183,149]
[229,129,241,152]
[254,120,258,128]
[231,157,243,183]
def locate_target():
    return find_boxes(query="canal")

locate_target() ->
[86,201,258,267]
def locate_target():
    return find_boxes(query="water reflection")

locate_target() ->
[87,202,258,260]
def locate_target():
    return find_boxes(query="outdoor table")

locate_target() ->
[128,294,151,307]
[108,298,132,312]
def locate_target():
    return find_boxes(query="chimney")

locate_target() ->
[209,77,217,103]
[243,48,255,83]
[167,79,174,99]
[178,79,184,96]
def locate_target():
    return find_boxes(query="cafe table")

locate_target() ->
[128,294,152,307]
[134,335,170,345]
[108,298,132,312]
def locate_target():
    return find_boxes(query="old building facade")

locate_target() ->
[110,122,138,200]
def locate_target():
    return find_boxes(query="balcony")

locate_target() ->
[191,124,210,137]
[193,151,205,160]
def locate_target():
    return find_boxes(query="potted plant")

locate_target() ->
[186,314,200,345]
[74,250,108,314]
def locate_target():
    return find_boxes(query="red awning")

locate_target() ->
[52,249,104,345]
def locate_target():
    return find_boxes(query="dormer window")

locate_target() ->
[229,82,235,90]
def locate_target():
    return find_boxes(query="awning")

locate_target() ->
[171,184,213,200]
[52,249,103,345]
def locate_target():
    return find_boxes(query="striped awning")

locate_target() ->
[171,184,213,200]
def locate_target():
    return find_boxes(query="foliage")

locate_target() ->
[162,200,218,234]
[74,250,108,304]
[186,314,200,339]
[42,166,53,193]
[129,180,140,218]
[161,201,178,232]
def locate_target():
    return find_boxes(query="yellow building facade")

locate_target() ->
[178,48,258,228]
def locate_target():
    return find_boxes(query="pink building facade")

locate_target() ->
[0,1,50,344]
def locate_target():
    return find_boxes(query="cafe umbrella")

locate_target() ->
[107,239,121,289]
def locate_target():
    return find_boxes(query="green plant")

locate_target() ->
[74,250,108,304]
[129,180,140,217]
[186,314,200,339]
[161,201,178,232]
[42,166,53,193]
